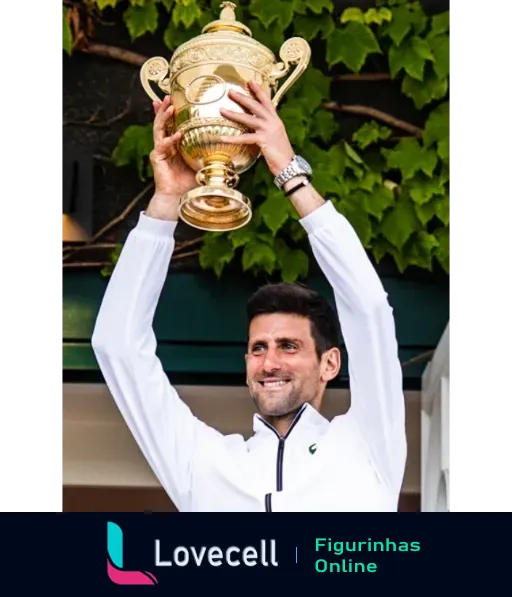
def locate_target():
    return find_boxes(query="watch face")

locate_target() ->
[295,156,312,174]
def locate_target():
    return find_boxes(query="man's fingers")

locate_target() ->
[219,107,263,130]
[152,131,182,161]
[219,133,259,145]
[226,88,269,119]
[247,80,274,112]
[153,95,174,143]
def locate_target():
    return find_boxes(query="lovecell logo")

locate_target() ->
[107,522,158,585]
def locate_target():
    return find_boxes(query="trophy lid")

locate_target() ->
[202,1,252,37]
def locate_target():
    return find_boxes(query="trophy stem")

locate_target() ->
[196,163,240,205]
[178,175,252,232]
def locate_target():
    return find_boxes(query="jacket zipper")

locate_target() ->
[262,404,307,512]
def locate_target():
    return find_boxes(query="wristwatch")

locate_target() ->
[274,155,312,189]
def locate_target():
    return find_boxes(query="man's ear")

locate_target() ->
[320,347,341,383]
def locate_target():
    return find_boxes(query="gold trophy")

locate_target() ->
[140,1,311,231]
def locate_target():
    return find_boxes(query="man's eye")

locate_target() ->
[283,344,296,351]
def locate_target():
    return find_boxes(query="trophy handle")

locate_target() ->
[140,57,171,102]
[269,38,311,108]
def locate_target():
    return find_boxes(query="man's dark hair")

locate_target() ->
[246,282,341,359]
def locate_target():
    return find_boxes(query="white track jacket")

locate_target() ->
[91,200,407,512]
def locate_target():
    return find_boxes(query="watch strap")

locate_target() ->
[274,156,302,188]
[284,178,310,197]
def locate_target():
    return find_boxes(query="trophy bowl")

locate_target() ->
[140,1,311,232]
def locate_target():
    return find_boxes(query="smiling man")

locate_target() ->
[91,81,407,512]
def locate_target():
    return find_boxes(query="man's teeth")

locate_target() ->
[263,380,288,387]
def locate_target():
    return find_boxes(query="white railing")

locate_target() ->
[421,323,449,512]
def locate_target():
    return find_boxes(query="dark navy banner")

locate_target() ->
[2,514,510,592]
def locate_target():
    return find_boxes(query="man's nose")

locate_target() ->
[262,347,282,372]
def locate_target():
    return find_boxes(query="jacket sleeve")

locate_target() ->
[300,200,407,494]
[91,211,223,512]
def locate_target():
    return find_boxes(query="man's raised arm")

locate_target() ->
[292,184,407,495]
[91,95,222,511]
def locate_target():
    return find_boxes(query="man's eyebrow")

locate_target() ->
[276,337,303,345]
[249,337,303,348]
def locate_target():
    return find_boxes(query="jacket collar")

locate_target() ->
[252,403,329,440]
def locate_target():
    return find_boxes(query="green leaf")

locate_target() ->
[359,170,382,192]
[249,0,294,30]
[371,237,394,264]
[130,0,149,5]
[159,0,175,10]
[279,104,309,148]
[413,186,449,226]
[352,121,392,150]
[293,13,335,40]
[401,70,448,109]
[309,162,342,199]
[258,188,294,236]
[63,7,73,55]
[343,141,365,165]
[431,11,449,36]
[434,193,449,225]
[401,231,439,270]
[247,19,284,52]
[111,124,154,180]
[228,221,258,249]
[287,67,331,111]
[310,110,336,144]
[340,7,365,23]
[337,193,373,248]
[172,0,201,28]
[365,7,392,25]
[433,226,449,273]
[326,21,381,72]
[307,0,334,14]
[163,20,194,51]
[365,184,396,221]
[423,101,449,147]
[123,1,159,40]
[381,4,427,46]
[423,102,449,161]
[407,175,445,205]
[242,240,276,275]
[286,219,307,242]
[440,162,449,184]
[275,239,309,282]
[110,243,123,264]
[389,36,433,80]
[428,33,449,79]
[382,138,437,180]
[413,200,436,226]
[437,138,449,161]
[199,234,236,278]
[381,197,421,250]
[164,11,206,50]
[94,0,118,9]
[292,0,307,14]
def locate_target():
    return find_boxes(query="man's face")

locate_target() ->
[245,313,326,418]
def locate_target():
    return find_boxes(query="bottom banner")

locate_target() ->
[3,513,510,591]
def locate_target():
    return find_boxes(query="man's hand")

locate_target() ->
[219,80,295,177]
[219,80,325,219]
[146,96,197,221]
